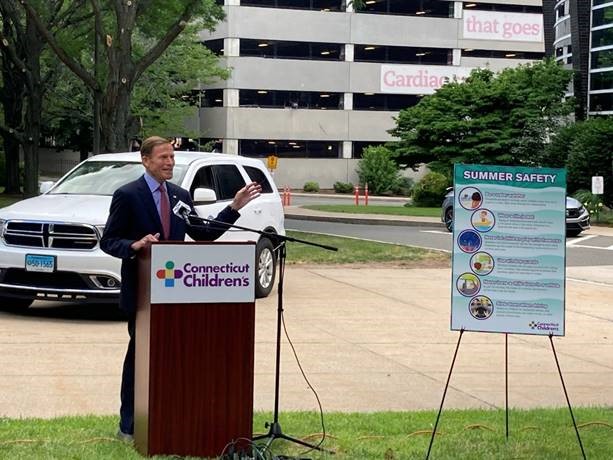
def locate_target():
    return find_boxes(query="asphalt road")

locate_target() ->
[286,218,613,267]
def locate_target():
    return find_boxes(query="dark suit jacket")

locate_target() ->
[100,176,240,313]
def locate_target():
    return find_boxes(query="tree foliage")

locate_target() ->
[565,117,613,205]
[20,0,225,152]
[0,1,74,195]
[131,26,229,140]
[389,59,574,176]
[356,145,401,195]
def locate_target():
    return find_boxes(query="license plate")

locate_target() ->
[25,254,56,273]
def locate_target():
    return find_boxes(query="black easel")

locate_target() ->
[425,331,587,460]
[178,209,337,455]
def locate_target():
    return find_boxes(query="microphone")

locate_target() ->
[172,200,192,222]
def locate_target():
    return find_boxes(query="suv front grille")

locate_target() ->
[2,268,90,290]
[3,221,98,250]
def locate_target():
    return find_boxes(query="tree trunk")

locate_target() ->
[2,137,21,194]
[1,60,24,194]
[22,16,43,197]
[101,82,133,153]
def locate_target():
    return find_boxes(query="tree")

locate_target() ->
[356,145,401,195]
[131,26,229,140]
[0,1,52,195]
[389,60,574,176]
[20,0,224,153]
[566,117,613,205]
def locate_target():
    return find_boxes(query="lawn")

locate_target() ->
[285,230,449,265]
[1,408,611,459]
[302,204,441,218]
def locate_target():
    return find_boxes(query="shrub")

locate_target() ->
[356,146,401,195]
[412,172,450,207]
[333,181,354,194]
[574,189,605,222]
[303,181,320,193]
[390,177,414,197]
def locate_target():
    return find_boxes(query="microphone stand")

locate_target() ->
[180,211,337,455]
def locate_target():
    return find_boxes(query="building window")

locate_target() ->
[199,89,224,107]
[590,70,613,91]
[463,2,542,14]
[239,139,341,158]
[202,39,224,56]
[358,0,453,18]
[354,45,451,65]
[240,90,343,109]
[240,39,343,61]
[592,27,613,49]
[462,49,546,60]
[353,93,421,111]
[589,92,613,112]
[240,0,343,11]
[591,48,613,70]
[352,141,386,159]
[554,1,569,20]
[592,5,613,29]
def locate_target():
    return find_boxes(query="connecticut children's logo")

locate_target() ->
[156,261,183,287]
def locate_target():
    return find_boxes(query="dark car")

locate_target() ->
[441,188,590,237]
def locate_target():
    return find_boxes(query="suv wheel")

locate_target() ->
[255,237,276,298]
[444,207,453,232]
[0,296,34,310]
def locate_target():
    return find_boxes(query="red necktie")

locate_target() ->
[159,183,170,240]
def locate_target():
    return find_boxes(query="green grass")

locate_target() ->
[0,193,22,209]
[1,408,611,459]
[285,230,449,265]
[303,204,441,217]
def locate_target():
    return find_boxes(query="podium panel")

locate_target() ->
[134,242,256,457]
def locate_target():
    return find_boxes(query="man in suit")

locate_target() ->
[101,136,261,440]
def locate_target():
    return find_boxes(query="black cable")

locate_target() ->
[281,306,327,455]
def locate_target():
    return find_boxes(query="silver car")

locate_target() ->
[441,188,590,236]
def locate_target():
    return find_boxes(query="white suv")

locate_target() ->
[0,151,285,308]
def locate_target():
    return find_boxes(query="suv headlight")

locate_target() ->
[0,219,5,238]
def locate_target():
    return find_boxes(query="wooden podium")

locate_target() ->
[134,242,256,457]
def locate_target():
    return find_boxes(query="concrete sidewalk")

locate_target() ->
[0,266,611,419]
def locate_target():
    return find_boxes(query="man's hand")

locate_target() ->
[131,233,160,251]
[230,182,261,211]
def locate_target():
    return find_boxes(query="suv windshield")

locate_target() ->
[49,161,187,195]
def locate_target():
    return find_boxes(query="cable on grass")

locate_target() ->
[407,430,443,437]
[464,424,495,432]
[577,421,613,430]
[0,439,42,445]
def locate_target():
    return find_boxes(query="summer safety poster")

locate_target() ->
[451,164,566,336]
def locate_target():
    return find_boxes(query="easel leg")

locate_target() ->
[425,329,464,460]
[549,334,587,460]
[505,333,509,440]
